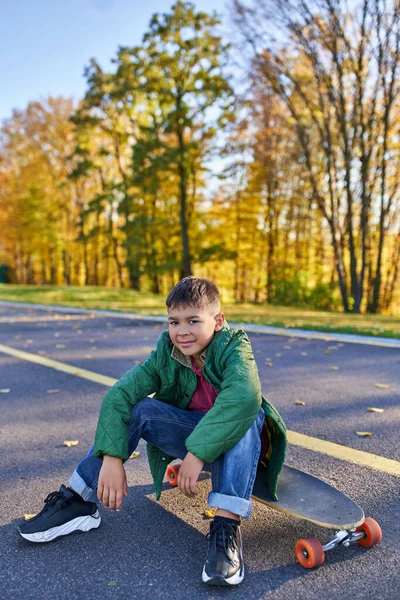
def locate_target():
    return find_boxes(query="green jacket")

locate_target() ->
[94,323,287,500]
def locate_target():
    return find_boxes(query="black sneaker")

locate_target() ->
[202,517,244,586]
[18,485,101,543]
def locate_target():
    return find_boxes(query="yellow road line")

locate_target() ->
[0,343,399,477]
[287,431,400,477]
[0,343,117,388]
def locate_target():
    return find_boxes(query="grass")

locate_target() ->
[0,284,399,339]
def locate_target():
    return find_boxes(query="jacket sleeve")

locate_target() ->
[185,335,262,463]
[93,343,161,460]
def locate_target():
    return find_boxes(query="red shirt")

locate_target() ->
[187,359,218,413]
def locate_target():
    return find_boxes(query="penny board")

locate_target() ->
[252,465,364,529]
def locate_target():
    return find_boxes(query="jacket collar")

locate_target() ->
[171,344,208,368]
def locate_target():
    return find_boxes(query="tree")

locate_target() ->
[114,1,235,278]
[233,0,400,313]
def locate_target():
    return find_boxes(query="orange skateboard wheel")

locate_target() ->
[295,538,325,569]
[166,464,181,487]
[355,517,382,547]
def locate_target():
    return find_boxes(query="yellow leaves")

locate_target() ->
[129,451,141,459]
[368,407,384,413]
[355,431,372,437]
[84,354,93,359]
[55,344,65,349]
[330,366,340,371]
[265,361,273,367]
[204,507,217,518]
[275,353,282,357]
[375,383,390,389]
[134,360,143,365]
[47,389,59,394]
[63,440,79,447]
[295,401,305,406]
[54,333,60,338]
[24,513,37,520]
[0,388,11,393]
[325,350,331,355]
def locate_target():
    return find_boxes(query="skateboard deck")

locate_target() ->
[252,464,364,529]
[166,461,382,568]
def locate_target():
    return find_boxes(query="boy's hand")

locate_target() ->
[178,452,204,498]
[97,455,127,511]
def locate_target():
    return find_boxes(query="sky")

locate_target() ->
[0,0,230,123]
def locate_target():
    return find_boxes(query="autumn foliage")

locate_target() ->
[0,1,399,315]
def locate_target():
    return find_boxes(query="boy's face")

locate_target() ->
[168,304,225,365]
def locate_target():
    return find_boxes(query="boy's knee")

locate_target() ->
[131,397,156,422]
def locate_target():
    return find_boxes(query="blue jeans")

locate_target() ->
[69,398,264,518]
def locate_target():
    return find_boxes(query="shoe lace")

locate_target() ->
[43,490,70,511]
[207,521,240,565]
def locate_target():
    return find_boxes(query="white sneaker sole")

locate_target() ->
[202,564,244,586]
[19,511,101,543]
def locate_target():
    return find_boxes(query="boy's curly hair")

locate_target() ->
[166,277,220,310]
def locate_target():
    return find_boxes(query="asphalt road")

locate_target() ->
[0,303,399,600]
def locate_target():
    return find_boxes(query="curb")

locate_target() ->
[0,300,399,349]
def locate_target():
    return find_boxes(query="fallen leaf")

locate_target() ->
[55,344,66,349]
[330,366,340,371]
[328,346,338,350]
[26,339,33,344]
[108,581,117,587]
[284,345,291,350]
[129,451,141,459]
[275,353,282,357]
[47,389,59,394]
[300,352,308,356]
[14,335,21,339]
[295,401,306,406]
[89,339,95,343]
[265,362,273,367]
[325,350,332,355]
[84,354,93,359]
[63,440,79,447]
[38,351,47,355]
[204,508,217,519]
[375,383,390,389]
[77,330,82,334]
[368,407,384,413]
[0,389,11,393]
[24,514,37,520]
[54,333,60,338]
[355,431,372,437]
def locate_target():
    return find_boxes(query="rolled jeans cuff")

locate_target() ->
[69,469,98,503]
[208,491,253,519]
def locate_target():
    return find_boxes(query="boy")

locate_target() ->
[19,277,286,587]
